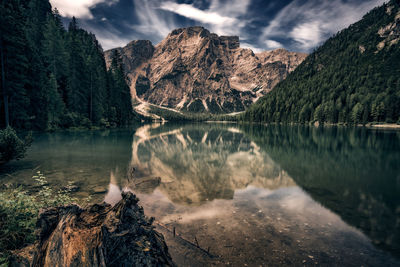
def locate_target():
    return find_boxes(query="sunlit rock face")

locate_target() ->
[104,40,155,74]
[376,6,400,51]
[104,27,307,113]
[127,123,295,205]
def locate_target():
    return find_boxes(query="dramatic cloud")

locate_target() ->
[159,0,250,36]
[93,30,132,50]
[261,0,386,50]
[52,0,387,51]
[159,2,236,25]
[132,0,179,40]
[265,40,283,49]
[241,43,264,53]
[50,0,118,19]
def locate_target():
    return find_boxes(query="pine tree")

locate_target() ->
[65,17,87,115]
[45,73,64,129]
[242,0,400,124]
[1,0,136,130]
[108,50,133,125]
[24,0,53,130]
[42,11,68,81]
[85,38,107,124]
[0,0,30,129]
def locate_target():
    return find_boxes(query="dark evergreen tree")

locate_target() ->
[108,50,133,125]
[24,0,52,129]
[241,0,400,125]
[65,17,87,116]
[85,37,108,124]
[42,10,68,82]
[0,0,30,129]
[45,73,64,129]
[1,0,136,130]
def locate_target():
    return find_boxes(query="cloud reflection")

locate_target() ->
[104,170,122,205]
[127,123,296,205]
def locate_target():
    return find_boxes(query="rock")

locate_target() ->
[1,182,12,189]
[13,192,175,267]
[63,184,79,192]
[104,26,307,114]
[129,176,162,194]
[92,186,107,194]
[9,245,34,267]
[104,40,155,75]
[376,10,400,52]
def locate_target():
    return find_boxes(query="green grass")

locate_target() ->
[0,171,88,265]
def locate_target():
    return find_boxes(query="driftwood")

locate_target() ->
[155,222,217,259]
[12,192,175,267]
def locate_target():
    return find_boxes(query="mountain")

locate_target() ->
[241,0,400,124]
[104,27,306,115]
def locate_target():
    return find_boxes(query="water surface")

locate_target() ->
[1,123,399,266]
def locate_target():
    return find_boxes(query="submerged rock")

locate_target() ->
[13,192,175,267]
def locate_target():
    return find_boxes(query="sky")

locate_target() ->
[49,0,386,52]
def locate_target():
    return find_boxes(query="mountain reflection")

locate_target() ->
[126,123,400,258]
[240,124,400,257]
[128,123,295,205]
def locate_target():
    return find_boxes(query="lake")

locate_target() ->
[1,123,399,266]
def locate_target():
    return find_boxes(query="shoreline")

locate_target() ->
[366,123,400,129]
[236,121,400,130]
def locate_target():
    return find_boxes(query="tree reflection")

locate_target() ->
[241,124,400,257]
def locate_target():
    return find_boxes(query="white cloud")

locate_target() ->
[261,0,386,51]
[131,0,250,43]
[265,39,283,49]
[241,43,264,53]
[49,0,127,50]
[290,21,321,50]
[133,0,179,40]
[77,20,133,50]
[50,0,118,19]
[50,0,387,52]
[96,34,132,50]
[159,2,236,25]
[158,0,250,37]
[208,0,251,18]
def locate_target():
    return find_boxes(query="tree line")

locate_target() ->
[0,0,134,130]
[241,0,400,125]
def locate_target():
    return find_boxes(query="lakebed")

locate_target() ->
[1,123,399,266]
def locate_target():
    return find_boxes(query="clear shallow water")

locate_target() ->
[1,123,399,266]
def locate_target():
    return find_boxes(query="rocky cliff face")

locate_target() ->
[377,6,400,51]
[105,27,307,114]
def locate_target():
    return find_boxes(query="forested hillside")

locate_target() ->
[241,0,400,124]
[0,0,134,130]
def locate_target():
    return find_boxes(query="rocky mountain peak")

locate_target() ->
[104,27,307,115]
[168,26,209,37]
[105,39,154,74]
